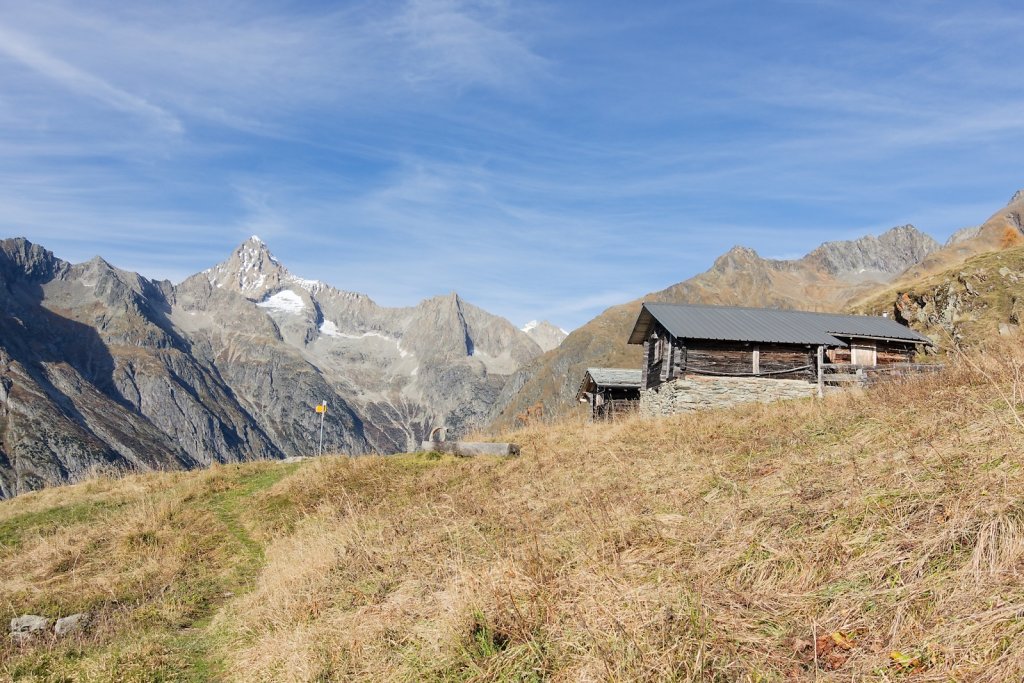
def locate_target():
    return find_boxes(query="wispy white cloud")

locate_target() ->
[0,1,544,129]
[0,23,182,134]
[2,0,1024,329]
[384,0,546,91]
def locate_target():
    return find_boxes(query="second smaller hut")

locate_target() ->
[577,368,642,421]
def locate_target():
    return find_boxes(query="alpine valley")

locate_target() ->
[0,237,545,497]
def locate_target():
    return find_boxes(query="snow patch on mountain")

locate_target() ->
[324,328,413,358]
[289,275,323,293]
[333,330,395,342]
[257,290,306,315]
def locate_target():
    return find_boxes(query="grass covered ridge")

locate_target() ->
[852,245,1024,347]
[2,344,1024,681]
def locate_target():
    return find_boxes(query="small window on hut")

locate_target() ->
[651,335,663,361]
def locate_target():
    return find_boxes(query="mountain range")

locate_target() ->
[3,191,1022,497]
[0,237,543,497]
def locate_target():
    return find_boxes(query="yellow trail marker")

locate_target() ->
[316,401,328,456]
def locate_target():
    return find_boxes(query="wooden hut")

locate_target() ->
[576,368,642,421]
[628,303,933,393]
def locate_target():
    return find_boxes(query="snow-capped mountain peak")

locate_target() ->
[205,237,329,297]
[205,236,286,294]
[520,319,568,352]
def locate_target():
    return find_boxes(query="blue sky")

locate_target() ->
[2,1,1023,330]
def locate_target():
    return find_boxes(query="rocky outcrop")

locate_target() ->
[886,191,1024,287]
[8,613,90,643]
[9,615,49,644]
[854,247,1024,347]
[54,613,90,637]
[946,225,982,246]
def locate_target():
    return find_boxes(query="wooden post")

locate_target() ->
[752,345,760,375]
[816,346,824,398]
[641,339,650,389]
[660,331,671,382]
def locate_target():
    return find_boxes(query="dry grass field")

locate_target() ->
[2,341,1024,681]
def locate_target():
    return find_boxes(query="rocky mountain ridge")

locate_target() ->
[0,237,542,497]
[872,190,1024,289]
[803,225,940,277]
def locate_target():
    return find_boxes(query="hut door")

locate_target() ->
[850,342,877,366]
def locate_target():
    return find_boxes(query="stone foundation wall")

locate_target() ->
[640,375,817,417]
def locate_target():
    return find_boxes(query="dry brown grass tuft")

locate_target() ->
[3,344,1024,681]
[1000,226,1023,249]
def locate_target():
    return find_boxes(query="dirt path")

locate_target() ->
[173,464,300,681]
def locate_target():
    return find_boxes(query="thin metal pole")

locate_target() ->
[318,403,325,456]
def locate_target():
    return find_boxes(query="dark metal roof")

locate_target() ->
[628,302,932,347]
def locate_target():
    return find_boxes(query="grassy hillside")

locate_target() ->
[3,343,1024,681]
[851,245,1024,348]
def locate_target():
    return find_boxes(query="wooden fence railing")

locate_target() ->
[817,362,944,395]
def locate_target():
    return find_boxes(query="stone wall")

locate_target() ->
[640,375,817,417]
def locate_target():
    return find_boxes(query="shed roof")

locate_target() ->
[627,302,932,347]
[577,367,643,401]
[585,368,643,387]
